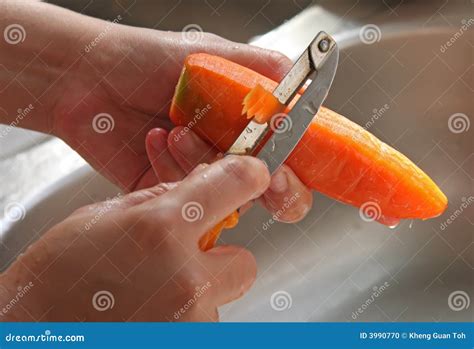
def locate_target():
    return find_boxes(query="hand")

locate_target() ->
[55,30,312,222]
[0,1,313,223]
[52,29,293,192]
[0,156,268,321]
[145,127,313,223]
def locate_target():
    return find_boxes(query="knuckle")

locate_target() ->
[269,50,291,74]
[273,192,313,223]
[126,206,176,250]
[221,156,268,189]
[174,272,207,302]
[203,32,225,43]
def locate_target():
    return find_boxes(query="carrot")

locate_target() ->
[170,53,447,222]
[242,84,285,123]
[199,211,239,251]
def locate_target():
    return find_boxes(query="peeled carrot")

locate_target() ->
[170,53,447,222]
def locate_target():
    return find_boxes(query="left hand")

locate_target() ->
[54,30,313,222]
[0,1,313,222]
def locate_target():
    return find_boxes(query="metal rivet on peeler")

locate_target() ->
[318,39,330,52]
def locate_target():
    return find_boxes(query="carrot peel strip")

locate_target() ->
[199,211,239,251]
[242,84,285,123]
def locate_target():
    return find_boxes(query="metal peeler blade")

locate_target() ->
[227,31,339,174]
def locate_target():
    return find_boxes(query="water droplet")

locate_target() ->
[408,220,414,229]
[388,222,399,229]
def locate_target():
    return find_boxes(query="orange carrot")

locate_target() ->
[170,53,447,223]
[242,84,285,123]
[199,211,239,251]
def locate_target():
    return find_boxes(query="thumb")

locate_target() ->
[72,182,179,217]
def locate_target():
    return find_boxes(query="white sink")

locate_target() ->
[1,4,472,321]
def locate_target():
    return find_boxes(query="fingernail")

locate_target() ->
[175,130,199,153]
[149,129,167,151]
[269,169,288,194]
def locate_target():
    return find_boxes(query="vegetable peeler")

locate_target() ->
[227,31,339,173]
[199,32,339,251]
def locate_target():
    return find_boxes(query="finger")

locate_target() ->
[72,182,178,216]
[168,127,218,173]
[146,128,185,182]
[204,245,257,305]
[201,36,293,81]
[118,183,179,207]
[260,165,313,223]
[141,155,270,242]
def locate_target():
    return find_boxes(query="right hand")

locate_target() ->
[0,156,269,322]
